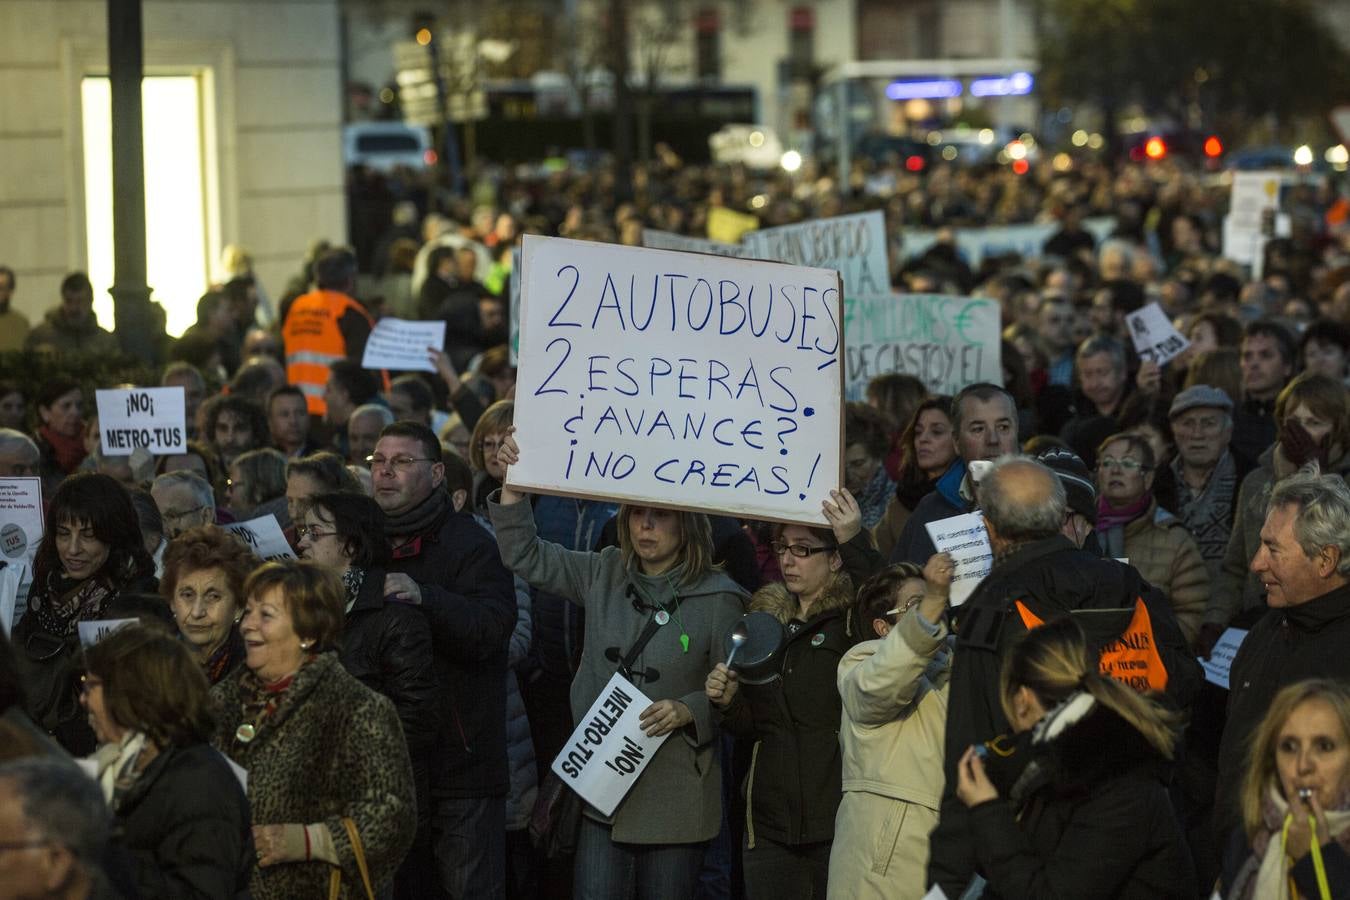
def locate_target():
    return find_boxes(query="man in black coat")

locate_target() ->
[372,422,517,899]
[926,456,1201,898]
[1215,473,1350,845]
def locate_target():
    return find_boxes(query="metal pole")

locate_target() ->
[107,0,159,361]
[427,35,464,197]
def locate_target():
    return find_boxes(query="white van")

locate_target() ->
[343,122,433,172]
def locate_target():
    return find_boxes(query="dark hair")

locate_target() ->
[441,450,473,498]
[0,758,111,871]
[865,373,927,434]
[60,272,92,296]
[201,395,267,453]
[1189,312,1243,347]
[390,374,435,418]
[328,360,380,407]
[844,402,892,460]
[244,560,344,652]
[267,384,307,415]
[312,248,358,291]
[1115,394,1174,458]
[427,245,457,275]
[230,448,288,508]
[897,395,953,484]
[1244,319,1297,366]
[82,623,214,747]
[308,492,392,569]
[0,629,24,715]
[33,473,154,590]
[0,266,14,289]
[227,359,281,403]
[287,451,361,493]
[1098,279,1145,315]
[195,290,227,326]
[37,377,82,412]
[160,525,260,610]
[951,383,1016,434]
[379,421,441,463]
[1302,318,1350,355]
[127,488,163,547]
[854,563,925,626]
[1001,339,1033,409]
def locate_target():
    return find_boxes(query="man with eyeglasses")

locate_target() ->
[0,758,120,899]
[370,421,515,899]
[0,428,39,477]
[150,471,217,539]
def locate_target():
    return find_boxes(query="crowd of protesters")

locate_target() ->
[1,148,1350,900]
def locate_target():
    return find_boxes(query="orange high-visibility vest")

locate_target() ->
[282,290,372,416]
[1013,598,1169,693]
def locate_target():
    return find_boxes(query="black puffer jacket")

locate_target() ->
[113,743,253,900]
[338,565,438,825]
[927,536,1201,897]
[386,506,516,798]
[968,697,1195,899]
[1216,580,1350,836]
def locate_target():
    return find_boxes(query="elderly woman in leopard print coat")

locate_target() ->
[211,560,415,900]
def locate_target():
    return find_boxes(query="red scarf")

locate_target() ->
[1096,492,1153,533]
[40,425,87,473]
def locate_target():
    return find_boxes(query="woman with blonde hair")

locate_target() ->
[469,399,513,513]
[1225,679,1350,899]
[954,616,1194,898]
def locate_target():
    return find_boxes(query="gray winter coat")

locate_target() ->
[489,496,747,844]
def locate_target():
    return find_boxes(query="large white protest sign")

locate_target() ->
[510,234,844,525]
[642,229,748,258]
[224,515,297,561]
[95,387,186,456]
[1199,628,1247,691]
[842,293,1001,400]
[742,210,890,299]
[362,318,445,373]
[1126,302,1190,366]
[0,478,43,566]
[551,672,669,817]
[925,511,992,607]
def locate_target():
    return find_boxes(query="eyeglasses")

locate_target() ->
[885,595,924,618]
[296,525,336,540]
[366,454,436,473]
[78,674,103,696]
[162,505,206,524]
[770,541,837,558]
[1098,457,1150,473]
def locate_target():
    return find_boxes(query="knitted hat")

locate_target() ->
[1036,446,1098,525]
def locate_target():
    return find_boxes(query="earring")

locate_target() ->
[301,640,313,650]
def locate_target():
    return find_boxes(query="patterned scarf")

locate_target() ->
[28,572,114,638]
[1172,451,1237,569]
[204,628,245,686]
[90,730,154,809]
[342,567,366,614]
[233,654,315,748]
[383,486,450,539]
[857,465,898,530]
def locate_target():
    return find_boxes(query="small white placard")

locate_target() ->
[223,515,297,561]
[550,672,670,817]
[0,477,43,565]
[1125,302,1190,366]
[925,511,993,608]
[362,318,446,373]
[1199,627,1248,690]
[77,618,138,647]
[95,387,187,456]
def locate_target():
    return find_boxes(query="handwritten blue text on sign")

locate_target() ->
[510,234,844,525]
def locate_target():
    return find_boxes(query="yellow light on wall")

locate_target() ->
[82,76,209,338]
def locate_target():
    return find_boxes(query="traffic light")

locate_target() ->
[1144,136,1167,160]
[1203,135,1223,157]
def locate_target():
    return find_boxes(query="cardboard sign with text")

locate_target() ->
[96,387,187,456]
[510,234,844,526]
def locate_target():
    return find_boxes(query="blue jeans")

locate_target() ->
[574,816,706,900]
[432,795,506,899]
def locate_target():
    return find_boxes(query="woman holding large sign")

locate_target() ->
[489,427,746,900]
[703,491,880,900]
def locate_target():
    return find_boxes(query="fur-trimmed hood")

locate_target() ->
[749,573,855,629]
